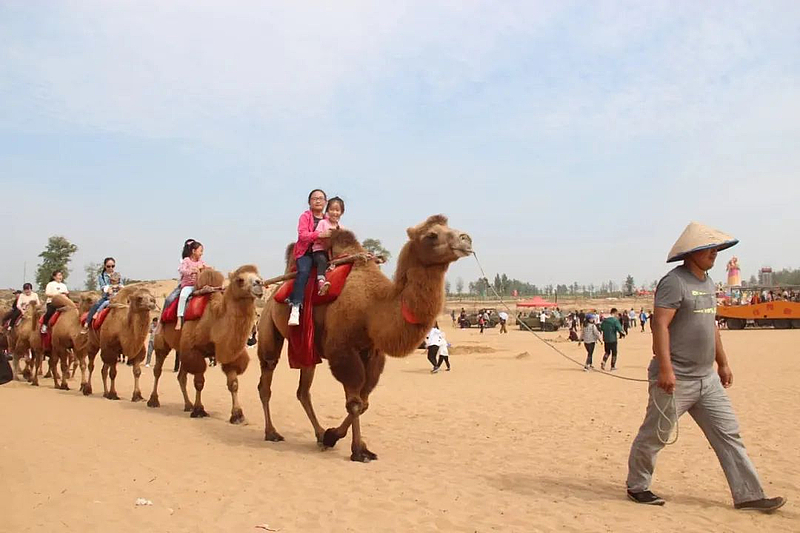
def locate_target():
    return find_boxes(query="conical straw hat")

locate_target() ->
[667,222,738,263]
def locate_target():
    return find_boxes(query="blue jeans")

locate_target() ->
[288,251,329,306]
[86,295,108,325]
[164,285,180,309]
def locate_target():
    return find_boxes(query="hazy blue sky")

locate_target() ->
[2,2,799,291]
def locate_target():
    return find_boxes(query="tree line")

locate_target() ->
[445,273,647,298]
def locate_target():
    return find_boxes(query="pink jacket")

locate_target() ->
[312,219,339,252]
[178,257,207,287]
[292,210,325,259]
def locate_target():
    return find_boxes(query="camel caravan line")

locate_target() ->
[3,215,473,462]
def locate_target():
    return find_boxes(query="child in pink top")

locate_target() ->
[175,240,207,330]
[287,190,345,326]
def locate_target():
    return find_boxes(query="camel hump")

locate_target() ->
[284,243,295,273]
[197,268,224,289]
[51,294,76,309]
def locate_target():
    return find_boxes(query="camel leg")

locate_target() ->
[147,348,169,408]
[101,361,109,397]
[11,352,22,381]
[58,352,70,390]
[84,351,96,396]
[76,353,88,393]
[130,348,145,402]
[257,320,284,441]
[258,358,284,442]
[30,350,41,386]
[177,368,193,411]
[223,351,248,425]
[50,354,60,389]
[190,371,208,418]
[107,360,120,400]
[297,366,325,443]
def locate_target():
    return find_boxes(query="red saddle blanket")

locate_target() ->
[272,263,353,305]
[38,312,62,350]
[80,308,111,330]
[161,294,210,324]
[272,263,353,369]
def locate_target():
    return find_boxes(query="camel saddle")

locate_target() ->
[273,263,353,369]
[161,294,210,324]
[38,312,62,350]
[272,263,353,305]
[2,315,23,330]
[80,308,111,330]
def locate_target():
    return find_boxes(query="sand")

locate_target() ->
[2,318,798,532]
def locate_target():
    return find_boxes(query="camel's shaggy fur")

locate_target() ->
[257,215,472,461]
[50,293,96,391]
[84,285,157,400]
[148,265,263,423]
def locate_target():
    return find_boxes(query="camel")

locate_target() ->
[85,285,157,400]
[49,293,97,391]
[256,215,472,461]
[9,302,47,384]
[147,265,263,423]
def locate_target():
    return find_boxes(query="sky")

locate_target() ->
[2,1,799,291]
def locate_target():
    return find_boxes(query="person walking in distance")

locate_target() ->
[626,222,785,512]
[600,308,625,371]
[498,311,509,334]
[582,315,602,371]
[425,323,445,373]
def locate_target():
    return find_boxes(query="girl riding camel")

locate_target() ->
[41,270,69,334]
[287,189,336,327]
[3,284,39,331]
[175,240,207,331]
[83,257,122,332]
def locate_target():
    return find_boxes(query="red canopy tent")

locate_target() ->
[516,296,555,308]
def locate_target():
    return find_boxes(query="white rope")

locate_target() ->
[471,251,679,445]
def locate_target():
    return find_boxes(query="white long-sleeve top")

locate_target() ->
[44,281,68,304]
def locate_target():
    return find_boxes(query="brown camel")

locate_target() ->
[257,215,472,461]
[9,302,48,384]
[85,285,157,400]
[49,293,97,391]
[148,265,263,423]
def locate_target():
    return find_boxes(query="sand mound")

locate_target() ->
[449,345,496,355]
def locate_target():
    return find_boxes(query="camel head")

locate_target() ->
[405,215,473,266]
[227,265,264,299]
[78,293,98,313]
[129,288,158,312]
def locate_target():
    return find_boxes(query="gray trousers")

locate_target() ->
[626,374,765,504]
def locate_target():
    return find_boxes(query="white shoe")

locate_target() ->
[40,325,47,334]
[145,364,150,368]
[288,305,300,327]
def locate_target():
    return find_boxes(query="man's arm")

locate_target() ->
[715,328,733,388]
[652,307,678,393]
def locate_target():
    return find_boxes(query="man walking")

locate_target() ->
[600,308,625,371]
[498,311,509,334]
[626,222,785,512]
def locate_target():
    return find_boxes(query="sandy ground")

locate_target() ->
[2,319,798,532]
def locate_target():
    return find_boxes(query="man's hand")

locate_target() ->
[657,368,676,394]
[718,364,733,388]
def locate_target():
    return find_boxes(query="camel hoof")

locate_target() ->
[44,372,52,378]
[83,386,92,396]
[59,383,70,391]
[265,431,285,442]
[322,428,341,449]
[30,381,39,387]
[107,392,120,401]
[131,392,144,402]
[350,448,378,463]
[183,404,193,412]
[147,396,160,408]
[229,410,246,425]
[190,407,209,418]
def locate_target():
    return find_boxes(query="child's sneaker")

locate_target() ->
[317,278,331,296]
[40,324,47,334]
[288,305,300,327]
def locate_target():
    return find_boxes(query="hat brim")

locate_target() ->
[667,239,739,263]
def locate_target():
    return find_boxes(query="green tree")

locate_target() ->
[624,275,635,295]
[456,277,464,295]
[35,236,78,290]
[445,279,452,295]
[361,238,391,262]
[84,262,102,291]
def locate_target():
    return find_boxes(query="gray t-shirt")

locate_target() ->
[648,265,717,380]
